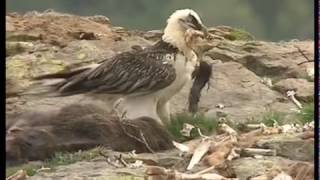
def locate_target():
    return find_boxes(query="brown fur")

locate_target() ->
[6,104,174,166]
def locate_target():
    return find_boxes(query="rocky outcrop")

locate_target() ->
[6,11,314,124]
[5,11,314,179]
[255,133,314,161]
[273,78,314,102]
[23,128,314,180]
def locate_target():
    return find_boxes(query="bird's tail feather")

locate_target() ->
[20,79,64,98]
[20,64,99,98]
[33,64,96,80]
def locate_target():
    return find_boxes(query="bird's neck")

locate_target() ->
[163,37,197,64]
[162,25,195,58]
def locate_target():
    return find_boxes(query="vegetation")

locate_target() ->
[6,147,103,177]
[237,101,314,132]
[261,111,287,127]
[6,164,39,177]
[46,148,102,166]
[257,102,314,126]
[224,28,255,41]
[297,102,314,124]
[166,113,218,142]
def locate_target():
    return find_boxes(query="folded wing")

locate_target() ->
[54,50,177,96]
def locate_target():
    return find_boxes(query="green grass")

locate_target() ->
[261,111,287,127]
[224,28,255,41]
[297,102,314,124]
[47,148,102,166]
[6,164,39,177]
[166,113,218,142]
[6,147,103,177]
[238,102,314,131]
[236,111,286,132]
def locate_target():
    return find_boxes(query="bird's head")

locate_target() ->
[162,9,208,51]
[184,29,217,56]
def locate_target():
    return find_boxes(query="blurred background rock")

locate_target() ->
[6,0,313,41]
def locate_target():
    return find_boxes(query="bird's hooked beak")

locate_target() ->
[200,25,209,38]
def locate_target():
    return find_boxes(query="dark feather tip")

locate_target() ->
[188,61,212,114]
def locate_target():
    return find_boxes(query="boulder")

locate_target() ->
[255,133,314,162]
[273,78,314,102]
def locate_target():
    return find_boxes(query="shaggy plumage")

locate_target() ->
[29,9,212,124]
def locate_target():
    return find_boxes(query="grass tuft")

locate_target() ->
[224,28,255,41]
[6,164,39,177]
[166,113,218,142]
[297,102,314,124]
[47,148,102,167]
[261,111,287,126]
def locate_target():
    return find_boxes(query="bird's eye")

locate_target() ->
[188,14,202,30]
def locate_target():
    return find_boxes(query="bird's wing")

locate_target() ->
[55,50,177,96]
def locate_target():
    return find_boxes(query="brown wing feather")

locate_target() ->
[55,42,178,96]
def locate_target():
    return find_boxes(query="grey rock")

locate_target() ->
[171,61,298,123]
[273,78,314,102]
[231,156,300,180]
[255,133,314,161]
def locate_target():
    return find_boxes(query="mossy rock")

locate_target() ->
[224,28,255,41]
[6,32,42,42]
[6,42,34,56]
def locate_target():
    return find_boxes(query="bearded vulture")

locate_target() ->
[30,9,213,125]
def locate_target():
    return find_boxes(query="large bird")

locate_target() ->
[30,9,213,125]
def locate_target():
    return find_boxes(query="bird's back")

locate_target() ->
[30,40,179,97]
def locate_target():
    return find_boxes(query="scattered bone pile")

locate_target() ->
[145,122,314,180]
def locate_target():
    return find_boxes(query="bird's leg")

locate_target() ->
[117,96,163,125]
[113,98,128,120]
[120,111,128,121]
[157,101,171,125]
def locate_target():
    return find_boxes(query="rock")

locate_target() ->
[85,15,111,25]
[5,10,315,180]
[171,61,297,123]
[143,30,164,41]
[28,161,145,180]
[255,133,314,162]
[5,11,117,47]
[6,42,35,56]
[273,78,314,102]
[5,11,313,123]
[206,40,314,81]
[230,157,312,180]
[208,26,255,41]
[6,32,42,42]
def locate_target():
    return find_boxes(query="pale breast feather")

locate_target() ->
[55,41,179,96]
